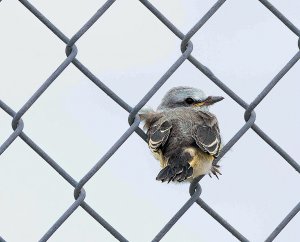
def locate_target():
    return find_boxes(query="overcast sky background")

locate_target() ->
[0,0,300,241]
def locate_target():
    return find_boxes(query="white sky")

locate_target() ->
[0,0,300,242]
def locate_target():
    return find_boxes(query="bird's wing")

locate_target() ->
[192,111,221,157]
[147,119,172,153]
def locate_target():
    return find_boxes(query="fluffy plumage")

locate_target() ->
[140,86,223,182]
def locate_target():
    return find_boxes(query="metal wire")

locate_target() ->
[0,0,299,241]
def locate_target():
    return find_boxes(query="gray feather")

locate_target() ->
[143,86,223,182]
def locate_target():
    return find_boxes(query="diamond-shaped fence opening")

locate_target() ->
[0,0,300,241]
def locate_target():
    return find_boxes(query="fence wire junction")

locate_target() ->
[1,0,300,241]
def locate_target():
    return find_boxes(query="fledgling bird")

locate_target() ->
[139,86,223,183]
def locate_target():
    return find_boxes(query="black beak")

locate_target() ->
[203,96,224,105]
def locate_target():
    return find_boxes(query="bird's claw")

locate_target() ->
[209,164,222,179]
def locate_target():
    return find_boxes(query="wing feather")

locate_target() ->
[147,120,172,152]
[192,113,221,157]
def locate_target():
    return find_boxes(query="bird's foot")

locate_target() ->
[208,164,222,179]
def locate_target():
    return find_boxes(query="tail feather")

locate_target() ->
[156,164,193,182]
[156,148,195,182]
[156,166,170,182]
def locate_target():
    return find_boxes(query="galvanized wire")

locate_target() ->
[0,0,299,241]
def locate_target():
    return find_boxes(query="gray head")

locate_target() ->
[157,86,224,111]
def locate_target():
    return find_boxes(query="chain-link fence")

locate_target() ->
[1,0,299,241]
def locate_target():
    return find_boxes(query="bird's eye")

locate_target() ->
[185,98,194,104]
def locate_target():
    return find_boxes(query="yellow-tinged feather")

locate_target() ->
[184,147,214,178]
[151,150,167,168]
[151,147,215,181]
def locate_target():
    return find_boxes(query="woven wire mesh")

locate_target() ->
[0,0,300,241]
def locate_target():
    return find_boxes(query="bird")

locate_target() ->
[139,86,224,183]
